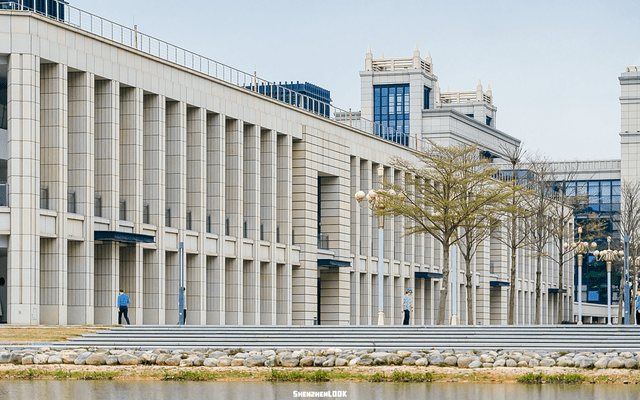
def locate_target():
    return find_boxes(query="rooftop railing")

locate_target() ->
[439,91,492,105]
[0,0,425,150]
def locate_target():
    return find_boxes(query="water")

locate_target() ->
[0,381,638,400]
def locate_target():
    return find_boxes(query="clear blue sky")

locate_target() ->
[72,0,640,161]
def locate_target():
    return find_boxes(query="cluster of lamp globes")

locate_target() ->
[354,188,406,209]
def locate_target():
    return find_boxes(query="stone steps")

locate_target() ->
[40,325,640,352]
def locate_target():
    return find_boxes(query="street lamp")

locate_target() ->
[354,166,404,325]
[564,226,596,325]
[593,236,623,325]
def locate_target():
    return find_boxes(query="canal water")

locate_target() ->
[1,381,639,399]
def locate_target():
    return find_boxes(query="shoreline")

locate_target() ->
[1,364,639,384]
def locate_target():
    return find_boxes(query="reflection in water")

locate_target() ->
[1,381,639,400]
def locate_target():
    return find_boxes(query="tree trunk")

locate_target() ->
[437,243,450,325]
[557,257,564,325]
[535,252,542,325]
[508,245,516,325]
[465,257,473,325]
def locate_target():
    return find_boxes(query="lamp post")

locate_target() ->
[564,227,596,325]
[623,235,630,325]
[355,166,404,325]
[593,236,623,325]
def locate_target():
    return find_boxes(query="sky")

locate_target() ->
[71,0,640,161]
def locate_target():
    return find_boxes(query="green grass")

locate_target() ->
[517,373,586,384]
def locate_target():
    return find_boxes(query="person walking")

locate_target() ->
[117,289,131,325]
[402,288,413,325]
[635,290,640,325]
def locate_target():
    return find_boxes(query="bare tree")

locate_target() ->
[523,154,555,324]
[615,181,640,324]
[379,141,510,325]
[495,145,532,325]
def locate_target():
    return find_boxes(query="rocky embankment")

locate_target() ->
[1,347,639,369]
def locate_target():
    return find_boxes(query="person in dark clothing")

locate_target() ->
[402,288,413,325]
[117,289,131,325]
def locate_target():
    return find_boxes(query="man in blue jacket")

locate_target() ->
[117,289,131,325]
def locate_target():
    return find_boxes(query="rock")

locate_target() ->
[505,359,517,368]
[21,355,33,365]
[539,359,555,367]
[519,356,532,364]
[230,359,244,367]
[244,355,268,367]
[493,359,506,367]
[429,353,445,365]
[607,358,625,369]
[208,351,227,359]
[557,357,575,367]
[388,355,402,365]
[370,352,390,359]
[402,357,416,366]
[141,353,157,365]
[348,358,359,366]
[109,350,125,356]
[300,357,314,367]
[457,356,473,368]
[444,356,458,366]
[164,356,182,366]
[203,358,218,367]
[415,358,428,366]
[482,363,493,368]
[624,358,638,369]
[397,351,411,357]
[313,356,326,367]
[335,358,348,367]
[620,352,633,358]
[263,350,276,358]
[106,355,119,365]
[193,357,205,367]
[480,354,495,363]
[322,357,335,367]
[48,355,63,364]
[9,353,22,364]
[33,354,50,364]
[74,352,92,365]
[85,353,107,365]
[280,356,299,367]
[594,358,610,369]
[118,354,141,365]
[180,358,194,367]
[217,357,232,367]
[0,353,10,364]
[469,360,482,369]
[234,352,248,359]
[155,353,171,365]
[61,352,77,364]
[358,358,373,366]
[529,359,540,367]
[517,361,529,368]
[579,359,595,369]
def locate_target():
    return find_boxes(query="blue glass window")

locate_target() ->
[486,116,492,126]
[424,87,430,109]
[373,84,410,146]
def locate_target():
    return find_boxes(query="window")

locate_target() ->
[373,84,410,146]
[424,86,430,110]
[465,114,474,119]
[486,116,492,126]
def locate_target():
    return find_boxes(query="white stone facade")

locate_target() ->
[0,9,571,326]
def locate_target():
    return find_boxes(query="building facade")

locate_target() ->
[0,4,572,326]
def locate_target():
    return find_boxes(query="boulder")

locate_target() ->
[505,359,517,367]
[208,351,227,359]
[109,350,125,356]
[106,355,119,365]
[203,358,219,367]
[457,356,473,368]
[280,356,299,367]
[61,352,78,364]
[85,353,107,365]
[578,358,595,369]
[21,355,34,365]
[217,357,232,367]
[607,358,625,369]
[9,353,22,364]
[429,353,445,365]
[444,356,458,366]
[300,357,315,367]
[313,356,326,367]
[358,358,373,366]
[556,357,575,367]
[118,354,141,365]
[74,352,92,365]
[0,353,11,364]
[468,360,482,369]
[164,356,182,367]
[594,357,610,369]
[517,361,529,368]
[480,354,495,363]
[397,351,411,357]
[370,352,390,359]
[180,358,194,367]
[262,350,276,358]
[244,355,268,367]
[493,359,506,367]
[529,359,540,367]
[335,358,348,367]
[47,355,62,364]
[402,357,416,366]
[230,359,244,367]
[323,357,335,367]
[539,359,555,367]
[33,354,50,364]
[624,358,639,369]
[388,355,402,365]
[155,353,171,365]
[415,358,428,366]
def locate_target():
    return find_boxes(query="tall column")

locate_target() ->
[360,160,372,258]
[276,133,292,325]
[39,62,68,325]
[7,54,40,324]
[67,70,95,324]
[261,129,277,325]
[94,79,119,324]
[243,124,260,325]
[206,113,225,324]
[142,93,165,324]
[119,86,143,323]
[186,106,207,324]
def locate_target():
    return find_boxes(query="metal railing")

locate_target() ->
[0,0,426,150]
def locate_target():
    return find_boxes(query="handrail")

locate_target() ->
[0,0,422,150]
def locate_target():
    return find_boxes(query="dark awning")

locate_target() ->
[415,272,443,279]
[490,281,510,287]
[317,259,351,268]
[94,230,155,243]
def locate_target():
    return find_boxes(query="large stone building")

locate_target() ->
[0,2,572,326]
